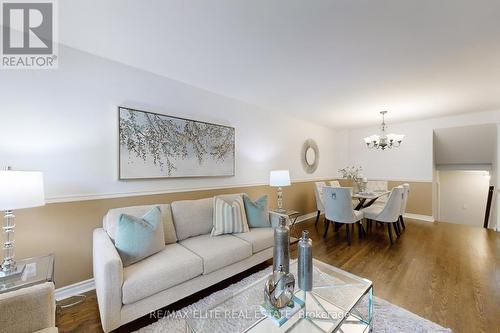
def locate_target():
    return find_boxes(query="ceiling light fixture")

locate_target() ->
[364,111,404,150]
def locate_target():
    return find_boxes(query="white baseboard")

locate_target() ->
[403,213,435,222]
[55,278,95,301]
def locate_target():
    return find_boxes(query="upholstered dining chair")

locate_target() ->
[362,186,404,245]
[313,181,327,226]
[329,180,341,187]
[399,183,410,230]
[323,187,364,246]
[366,180,389,207]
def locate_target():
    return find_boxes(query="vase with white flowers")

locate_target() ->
[338,166,366,193]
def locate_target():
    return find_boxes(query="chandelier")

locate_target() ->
[364,111,404,150]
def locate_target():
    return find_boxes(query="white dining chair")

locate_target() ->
[362,186,404,245]
[399,183,410,230]
[313,181,327,227]
[323,187,364,246]
[329,180,341,187]
[366,180,389,206]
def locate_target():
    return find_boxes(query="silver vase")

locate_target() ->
[273,216,290,273]
[298,230,313,291]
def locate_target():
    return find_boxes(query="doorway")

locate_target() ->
[433,123,497,228]
[437,170,490,227]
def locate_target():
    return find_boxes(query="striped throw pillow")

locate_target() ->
[211,196,249,236]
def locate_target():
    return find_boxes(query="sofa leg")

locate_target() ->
[400,215,406,230]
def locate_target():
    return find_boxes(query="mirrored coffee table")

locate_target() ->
[186,259,373,333]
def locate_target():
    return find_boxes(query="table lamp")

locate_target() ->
[269,170,291,213]
[0,167,45,280]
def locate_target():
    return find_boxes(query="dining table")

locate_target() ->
[352,190,391,210]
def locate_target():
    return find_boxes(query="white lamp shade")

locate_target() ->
[0,171,45,210]
[269,170,291,187]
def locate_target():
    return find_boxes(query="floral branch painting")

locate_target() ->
[119,107,235,179]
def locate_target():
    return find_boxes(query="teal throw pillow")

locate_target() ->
[243,194,271,228]
[115,206,165,267]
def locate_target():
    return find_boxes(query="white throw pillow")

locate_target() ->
[211,195,249,236]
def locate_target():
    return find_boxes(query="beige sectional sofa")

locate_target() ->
[93,195,283,332]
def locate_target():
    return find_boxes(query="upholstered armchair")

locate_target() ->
[0,282,57,333]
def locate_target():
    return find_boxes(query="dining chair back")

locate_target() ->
[324,187,358,224]
[314,181,326,212]
[366,180,389,204]
[375,186,404,223]
[329,180,341,187]
[400,183,410,215]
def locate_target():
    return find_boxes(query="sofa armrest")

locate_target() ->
[93,228,123,333]
[0,282,56,333]
[269,211,290,228]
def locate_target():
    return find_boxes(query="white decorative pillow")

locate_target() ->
[211,195,249,236]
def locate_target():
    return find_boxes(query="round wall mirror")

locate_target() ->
[305,147,316,166]
[301,139,319,173]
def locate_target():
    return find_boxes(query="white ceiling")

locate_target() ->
[59,0,500,128]
[434,124,497,166]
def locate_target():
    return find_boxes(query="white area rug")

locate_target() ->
[135,266,452,333]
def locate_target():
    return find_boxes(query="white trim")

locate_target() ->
[44,177,337,204]
[44,177,433,204]
[55,278,95,301]
[403,213,435,222]
[363,178,433,183]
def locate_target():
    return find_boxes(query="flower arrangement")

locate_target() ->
[338,166,363,182]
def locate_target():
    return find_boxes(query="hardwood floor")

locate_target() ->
[56,218,500,333]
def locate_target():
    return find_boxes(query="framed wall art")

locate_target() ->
[119,107,235,179]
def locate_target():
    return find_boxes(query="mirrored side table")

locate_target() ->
[0,254,55,294]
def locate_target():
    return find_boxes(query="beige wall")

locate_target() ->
[388,181,433,216]
[13,180,431,288]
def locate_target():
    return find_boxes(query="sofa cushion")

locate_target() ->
[104,204,177,244]
[211,196,249,236]
[180,234,252,274]
[115,207,165,267]
[171,198,213,241]
[122,243,203,305]
[233,228,274,253]
[243,194,271,228]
